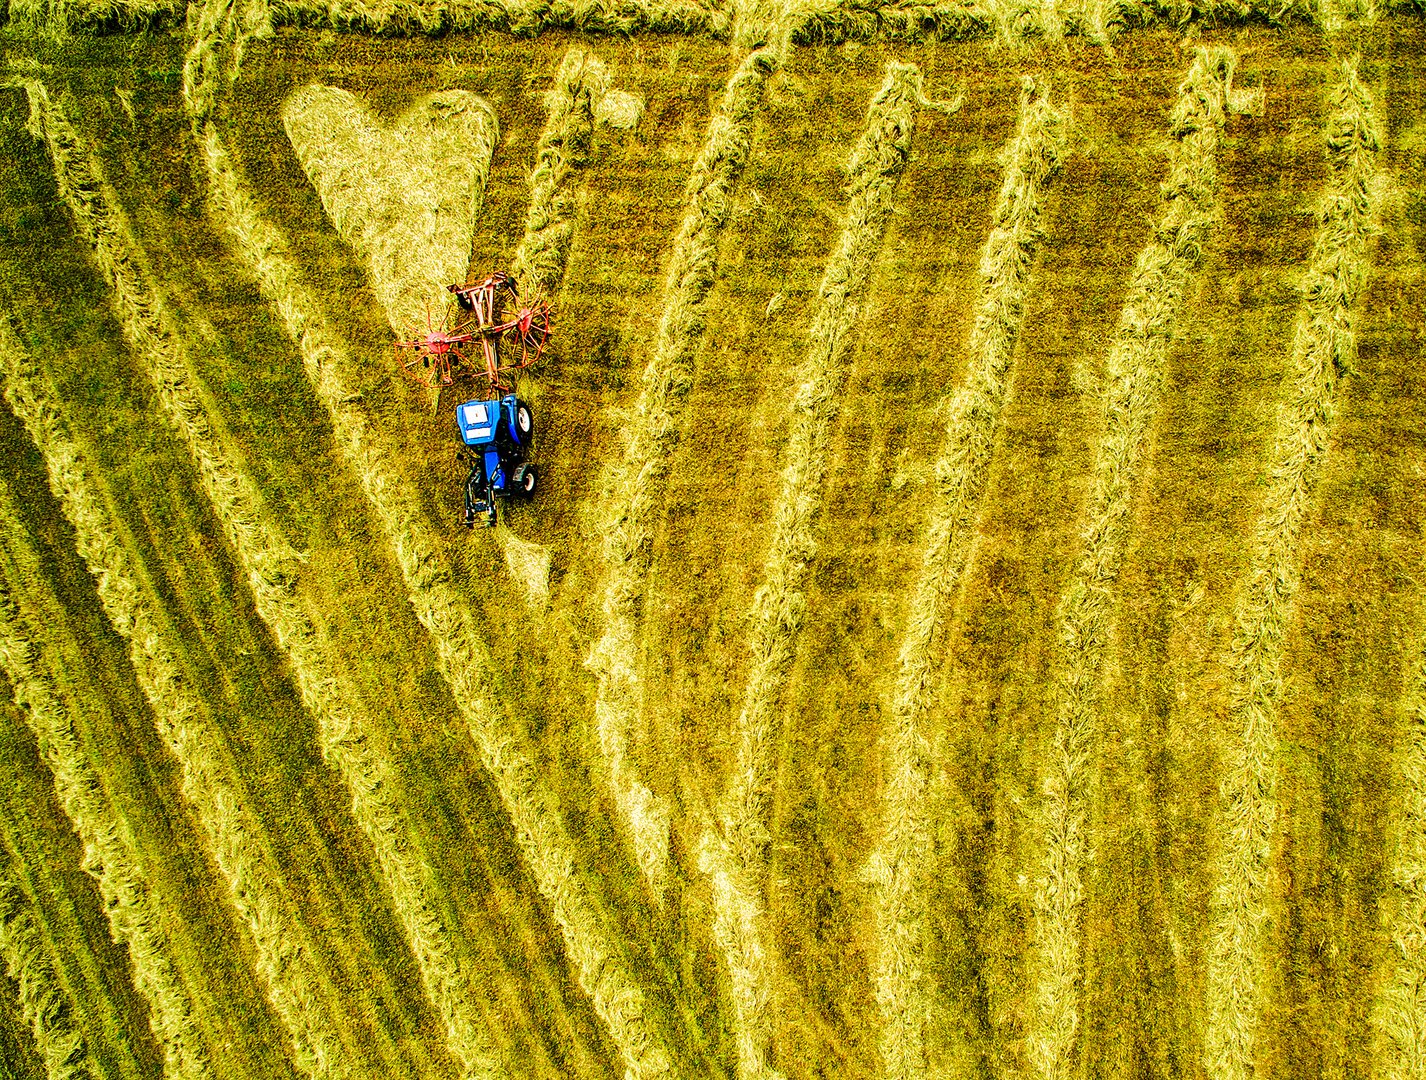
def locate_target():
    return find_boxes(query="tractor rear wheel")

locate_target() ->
[516,403,533,438]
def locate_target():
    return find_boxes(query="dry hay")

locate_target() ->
[267,0,724,37]
[282,84,498,336]
[595,89,644,129]
[1024,47,1246,1080]
[1204,60,1382,1080]
[498,529,552,608]
[0,332,212,1080]
[512,47,608,298]
[3,0,181,35]
[867,75,1067,1080]
[785,0,1329,44]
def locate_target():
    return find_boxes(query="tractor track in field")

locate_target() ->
[1024,48,1249,1080]
[866,75,1066,1080]
[1204,61,1382,1080]
[1378,631,1426,1080]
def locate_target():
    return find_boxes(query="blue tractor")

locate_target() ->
[457,393,537,528]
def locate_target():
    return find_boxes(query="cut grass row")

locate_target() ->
[0,269,355,1079]
[2,0,1415,43]
[587,38,781,896]
[701,59,928,1080]
[1024,46,1245,1080]
[267,0,726,36]
[0,0,179,35]
[511,47,604,299]
[0,463,206,1080]
[785,0,1368,43]
[24,71,505,1080]
[185,15,687,1077]
[867,75,1066,1080]
[1203,60,1381,1080]
[10,77,428,1080]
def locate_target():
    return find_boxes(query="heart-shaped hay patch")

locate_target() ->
[282,85,498,336]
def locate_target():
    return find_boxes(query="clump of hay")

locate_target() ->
[498,529,551,607]
[281,85,498,335]
[595,89,644,130]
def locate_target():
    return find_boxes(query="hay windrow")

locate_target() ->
[0,384,210,1080]
[0,868,92,1080]
[785,0,1323,43]
[186,27,680,1068]
[866,77,1066,1080]
[282,84,498,336]
[3,0,180,36]
[25,73,506,1080]
[1378,642,1426,1080]
[267,0,725,36]
[1024,48,1243,1080]
[586,40,781,896]
[1,85,346,1079]
[703,60,927,1080]
[1204,61,1381,1080]
[511,47,607,299]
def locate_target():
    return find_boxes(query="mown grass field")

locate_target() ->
[0,4,1424,1080]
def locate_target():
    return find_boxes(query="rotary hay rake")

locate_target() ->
[392,271,554,391]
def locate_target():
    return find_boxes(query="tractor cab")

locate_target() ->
[457,394,536,528]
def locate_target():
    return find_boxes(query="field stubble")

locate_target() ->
[0,18,1424,1080]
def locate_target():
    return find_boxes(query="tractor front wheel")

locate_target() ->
[516,404,533,438]
[513,464,537,497]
